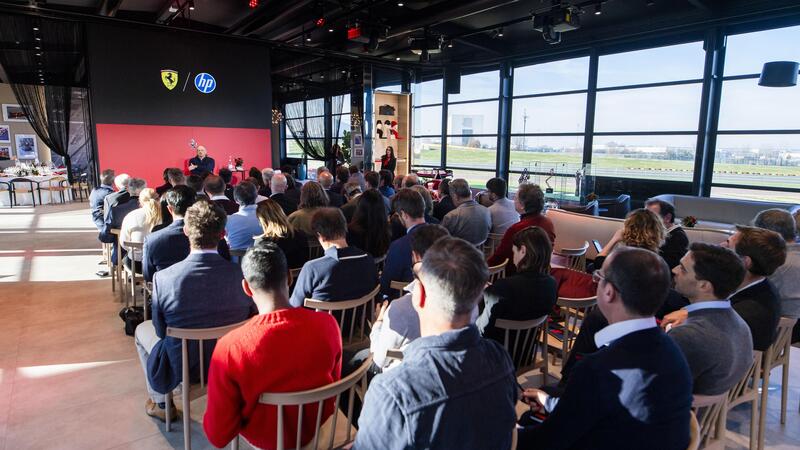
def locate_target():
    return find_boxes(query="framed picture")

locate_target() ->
[15,134,37,160]
[2,104,28,122]
[0,125,9,143]
[0,145,11,160]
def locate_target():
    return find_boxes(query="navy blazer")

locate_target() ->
[520,327,692,450]
[142,219,231,282]
[270,193,298,216]
[146,252,256,394]
[99,196,140,264]
[379,225,421,297]
[102,189,130,223]
[89,185,113,230]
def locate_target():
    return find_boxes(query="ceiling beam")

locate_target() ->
[686,0,712,11]
[226,0,316,36]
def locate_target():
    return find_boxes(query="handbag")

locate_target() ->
[119,306,144,336]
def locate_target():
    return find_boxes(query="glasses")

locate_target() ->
[592,269,615,290]
[411,261,422,282]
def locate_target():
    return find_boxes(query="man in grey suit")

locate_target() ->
[441,178,491,246]
[134,200,255,421]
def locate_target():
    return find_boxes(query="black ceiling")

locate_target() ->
[1,0,799,92]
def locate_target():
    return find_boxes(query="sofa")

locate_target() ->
[651,194,800,230]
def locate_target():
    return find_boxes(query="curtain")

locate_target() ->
[285,96,346,163]
[331,94,345,145]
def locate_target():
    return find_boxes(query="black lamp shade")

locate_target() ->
[758,61,799,87]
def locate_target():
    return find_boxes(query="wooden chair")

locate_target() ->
[304,285,380,349]
[8,177,38,206]
[546,296,598,369]
[495,315,549,376]
[164,320,250,450]
[109,229,122,296]
[687,410,700,450]
[230,355,374,450]
[757,316,797,450]
[308,238,323,259]
[488,258,508,283]
[38,176,69,204]
[389,280,411,293]
[553,241,590,272]
[726,351,762,450]
[482,232,504,258]
[143,281,153,320]
[373,254,386,273]
[692,393,728,450]
[122,241,144,308]
[71,173,90,202]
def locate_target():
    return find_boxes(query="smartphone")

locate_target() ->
[592,239,603,253]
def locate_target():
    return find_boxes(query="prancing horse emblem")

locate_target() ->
[161,70,178,90]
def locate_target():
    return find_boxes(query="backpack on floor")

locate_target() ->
[119,306,144,336]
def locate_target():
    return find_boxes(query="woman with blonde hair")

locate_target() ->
[593,208,666,269]
[120,185,163,271]
[288,181,329,234]
[255,199,310,269]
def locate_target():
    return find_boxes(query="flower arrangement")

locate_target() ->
[5,161,47,177]
[682,215,698,228]
[234,157,244,170]
[585,192,598,202]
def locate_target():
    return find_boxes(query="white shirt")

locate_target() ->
[488,197,519,235]
[210,195,229,201]
[594,317,658,348]
[190,248,218,255]
[684,300,731,313]
[119,207,154,261]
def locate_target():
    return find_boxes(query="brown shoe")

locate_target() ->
[145,398,179,422]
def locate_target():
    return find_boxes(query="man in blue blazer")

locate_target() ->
[518,247,693,450]
[98,177,145,265]
[134,200,255,421]
[380,189,427,298]
[89,169,115,231]
[142,186,231,282]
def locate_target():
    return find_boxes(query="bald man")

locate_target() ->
[188,145,215,176]
[319,171,345,207]
[269,173,298,216]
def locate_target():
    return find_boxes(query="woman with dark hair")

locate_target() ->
[477,226,558,343]
[381,146,397,174]
[288,181,329,234]
[347,189,391,258]
[378,170,395,198]
[255,199,309,269]
[248,167,265,190]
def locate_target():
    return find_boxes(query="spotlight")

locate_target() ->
[498,28,504,37]
[328,28,334,33]
[315,17,326,28]
[594,4,602,15]
[168,4,177,12]
[305,35,312,42]
[447,41,453,48]
[248,0,258,8]
[36,52,42,56]
[33,27,39,31]
[397,2,404,5]
[188,0,195,10]
[395,56,401,61]
[35,37,41,41]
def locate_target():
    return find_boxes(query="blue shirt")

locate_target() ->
[353,325,518,450]
[290,246,378,308]
[225,204,261,250]
[379,185,395,198]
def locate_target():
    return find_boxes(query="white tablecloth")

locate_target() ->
[0,175,73,206]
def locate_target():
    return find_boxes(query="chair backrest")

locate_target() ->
[727,350,762,409]
[687,410,700,450]
[166,320,250,392]
[373,254,386,272]
[122,241,144,261]
[495,315,548,373]
[47,176,67,187]
[692,392,728,449]
[764,316,797,372]
[482,232,504,258]
[389,280,410,292]
[385,349,404,363]
[554,296,598,357]
[304,285,380,345]
[488,258,508,283]
[555,241,589,272]
[257,355,373,450]
[307,238,323,259]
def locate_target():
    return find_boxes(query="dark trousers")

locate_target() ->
[338,347,380,427]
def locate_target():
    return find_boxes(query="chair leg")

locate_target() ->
[781,359,789,424]
[758,367,771,450]
[165,391,172,432]
[750,396,758,450]
[183,382,191,450]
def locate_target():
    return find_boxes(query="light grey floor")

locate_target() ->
[0,203,798,449]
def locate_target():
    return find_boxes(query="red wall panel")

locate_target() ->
[96,124,271,188]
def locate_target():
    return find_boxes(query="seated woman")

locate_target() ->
[255,199,309,269]
[288,181,329,235]
[591,208,666,270]
[347,189,391,258]
[120,187,163,272]
[477,226,558,343]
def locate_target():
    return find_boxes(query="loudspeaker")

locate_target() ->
[445,67,461,94]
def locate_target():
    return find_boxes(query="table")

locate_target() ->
[0,174,73,206]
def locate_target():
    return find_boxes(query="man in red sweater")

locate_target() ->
[203,241,342,449]
[488,182,556,275]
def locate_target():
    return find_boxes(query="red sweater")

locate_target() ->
[203,308,342,449]
[488,213,557,274]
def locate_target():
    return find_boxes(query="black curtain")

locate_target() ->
[285,96,346,164]
[331,94,345,145]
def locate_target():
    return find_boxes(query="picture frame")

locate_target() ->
[15,134,37,160]
[0,124,9,143]
[2,104,28,122]
[0,145,11,160]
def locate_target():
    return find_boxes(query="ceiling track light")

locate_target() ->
[397,2,404,6]
[594,3,602,15]
[188,0,195,10]
[498,27,504,37]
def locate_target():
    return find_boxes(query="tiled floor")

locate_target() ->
[0,203,798,449]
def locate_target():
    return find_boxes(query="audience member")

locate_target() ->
[102,173,131,223]
[665,243,752,395]
[288,181,330,235]
[392,174,404,192]
[255,200,309,269]
[319,170,345,207]
[477,226,557,343]
[410,185,439,225]
[441,178,491,245]
[347,189,391,258]
[203,241,342,450]
[142,186,230,283]
[226,181,262,250]
[269,173,298,216]
[259,168,273,197]
[154,168,173,196]
[186,174,206,199]
[348,165,366,192]
[354,237,517,450]
[486,177,519,235]
[315,165,329,180]
[120,187,163,272]
[134,200,254,420]
[593,208,665,270]
[363,170,391,213]
[90,169,115,231]
[432,178,456,221]
[100,176,144,265]
[645,198,689,269]
[754,209,800,318]
[380,189,427,297]
[218,168,235,201]
[517,247,692,450]
[488,183,555,274]
[340,181,363,222]
[402,173,419,188]
[290,208,378,307]
[204,175,238,215]
[166,168,185,188]
[284,173,302,206]
[331,165,350,195]
[248,167,265,191]
[378,170,395,198]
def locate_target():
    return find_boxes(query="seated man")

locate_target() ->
[204,175,238,215]
[186,174,206,199]
[354,237,517,450]
[486,177,518,235]
[753,209,800,319]
[441,178,491,245]
[290,207,378,307]
[134,200,255,420]
[432,179,455,221]
[154,168,173,196]
[99,177,145,265]
[667,243,753,395]
[142,186,231,282]
[259,167,273,197]
[218,168,235,201]
[518,247,692,450]
[269,173,297,216]
[102,173,131,224]
[226,181,262,251]
[364,171,391,214]
[380,189,427,297]
[90,169,115,231]
[203,241,342,449]
[645,198,689,269]
[319,170,345,208]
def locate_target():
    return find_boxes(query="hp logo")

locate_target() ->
[194,73,217,94]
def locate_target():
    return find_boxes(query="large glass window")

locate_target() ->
[597,42,705,87]
[446,69,500,172]
[281,96,330,161]
[448,71,499,103]
[713,25,800,200]
[514,58,589,94]
[411,77,444,170]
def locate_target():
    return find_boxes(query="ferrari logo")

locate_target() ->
[161,70,178,90]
